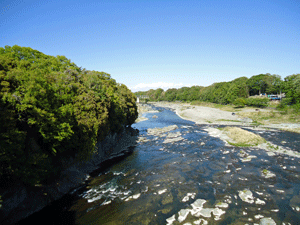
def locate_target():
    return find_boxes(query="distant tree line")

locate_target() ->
[0,45,138,185]
[135,73,300,107]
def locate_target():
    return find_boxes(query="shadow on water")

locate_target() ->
[16,196,77,225]
[16,148,136,225]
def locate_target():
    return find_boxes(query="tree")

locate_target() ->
[265,74,282,94]
[154,88,164,101]
[226,77,249,103]
[0,45,138,185]
[247,74,268,96]
[247,73,283,96]
[176,87,190,101]
[283,74,300,104]
[164,88,177,101]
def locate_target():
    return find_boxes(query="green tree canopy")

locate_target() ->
[247,73,283,96]
[0,45,138,185]
[133,73,299,108]
[283,74,300,104]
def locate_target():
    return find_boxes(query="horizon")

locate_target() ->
[1,0,299,92]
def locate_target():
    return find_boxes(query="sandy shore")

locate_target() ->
[151,102,249,125]
[150,101,300,132]
[147,102,300,158]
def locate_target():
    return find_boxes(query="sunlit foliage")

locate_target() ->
[135,73,299,108]
[0,45,137,185]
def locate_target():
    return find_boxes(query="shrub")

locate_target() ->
[246,98,269,108]
[277,97,292,110]
[292,103,300,113]
[233,98,247,108]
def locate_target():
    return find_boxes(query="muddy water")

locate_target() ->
[20,106,300,224]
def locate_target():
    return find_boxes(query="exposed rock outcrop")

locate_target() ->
[1,127,138,224]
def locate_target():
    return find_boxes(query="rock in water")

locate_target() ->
[191,199,207,209]
[260,217,276,225]
[238,189,254,204]
[166,214,176,224]
[147,125,178,136]
[178,209,190,222]
[163,136,184,144]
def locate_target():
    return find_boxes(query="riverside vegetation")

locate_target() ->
[135,73,300,126]
[0,45,138,187]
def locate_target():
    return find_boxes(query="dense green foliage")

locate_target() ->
[0,45,138,185]
[282,74,300,105]
[246,73,282,96]
[196,77,249,104]
[233,98,247,108]
[232,97,269,108]
[245,98,269,108]
[135,73,300,108]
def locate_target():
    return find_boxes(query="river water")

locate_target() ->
[19,106,300,224]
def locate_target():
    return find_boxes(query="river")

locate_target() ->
[18,105,300,224]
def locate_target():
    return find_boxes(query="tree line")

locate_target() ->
[0,45,138,185]
[135,73,300,107]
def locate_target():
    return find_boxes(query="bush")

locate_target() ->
[277,97,292,109]
[246,98,269,108]
[292,103,300,113]
[233,98,247,108]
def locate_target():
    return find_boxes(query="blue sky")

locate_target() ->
[1,0,300,92]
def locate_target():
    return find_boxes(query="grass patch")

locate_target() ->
[250,120,263,126]
[238,109,300,125]
[262,169,269,175]
[267,143,279,150]
[217,119,242,123]
[222,127,266,147]
[227,141,254,147]
[190,101,238,112]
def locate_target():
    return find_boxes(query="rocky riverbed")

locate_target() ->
[150,102,300,133]
[15,105,300,224]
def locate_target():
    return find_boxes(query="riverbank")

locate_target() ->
[135,103,159,123]
[150,101,300,133]
[148,101,300,158]
[11,104,300,225]
[1,127,138,225]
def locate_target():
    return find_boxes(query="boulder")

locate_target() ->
[260,217,276,225]
[238,189,254,204]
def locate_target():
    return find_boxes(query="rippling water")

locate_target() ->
[19,106,300,224]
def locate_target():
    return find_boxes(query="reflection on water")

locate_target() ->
[19,106,300,224]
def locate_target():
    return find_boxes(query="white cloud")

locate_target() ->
[130,82,193,92]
